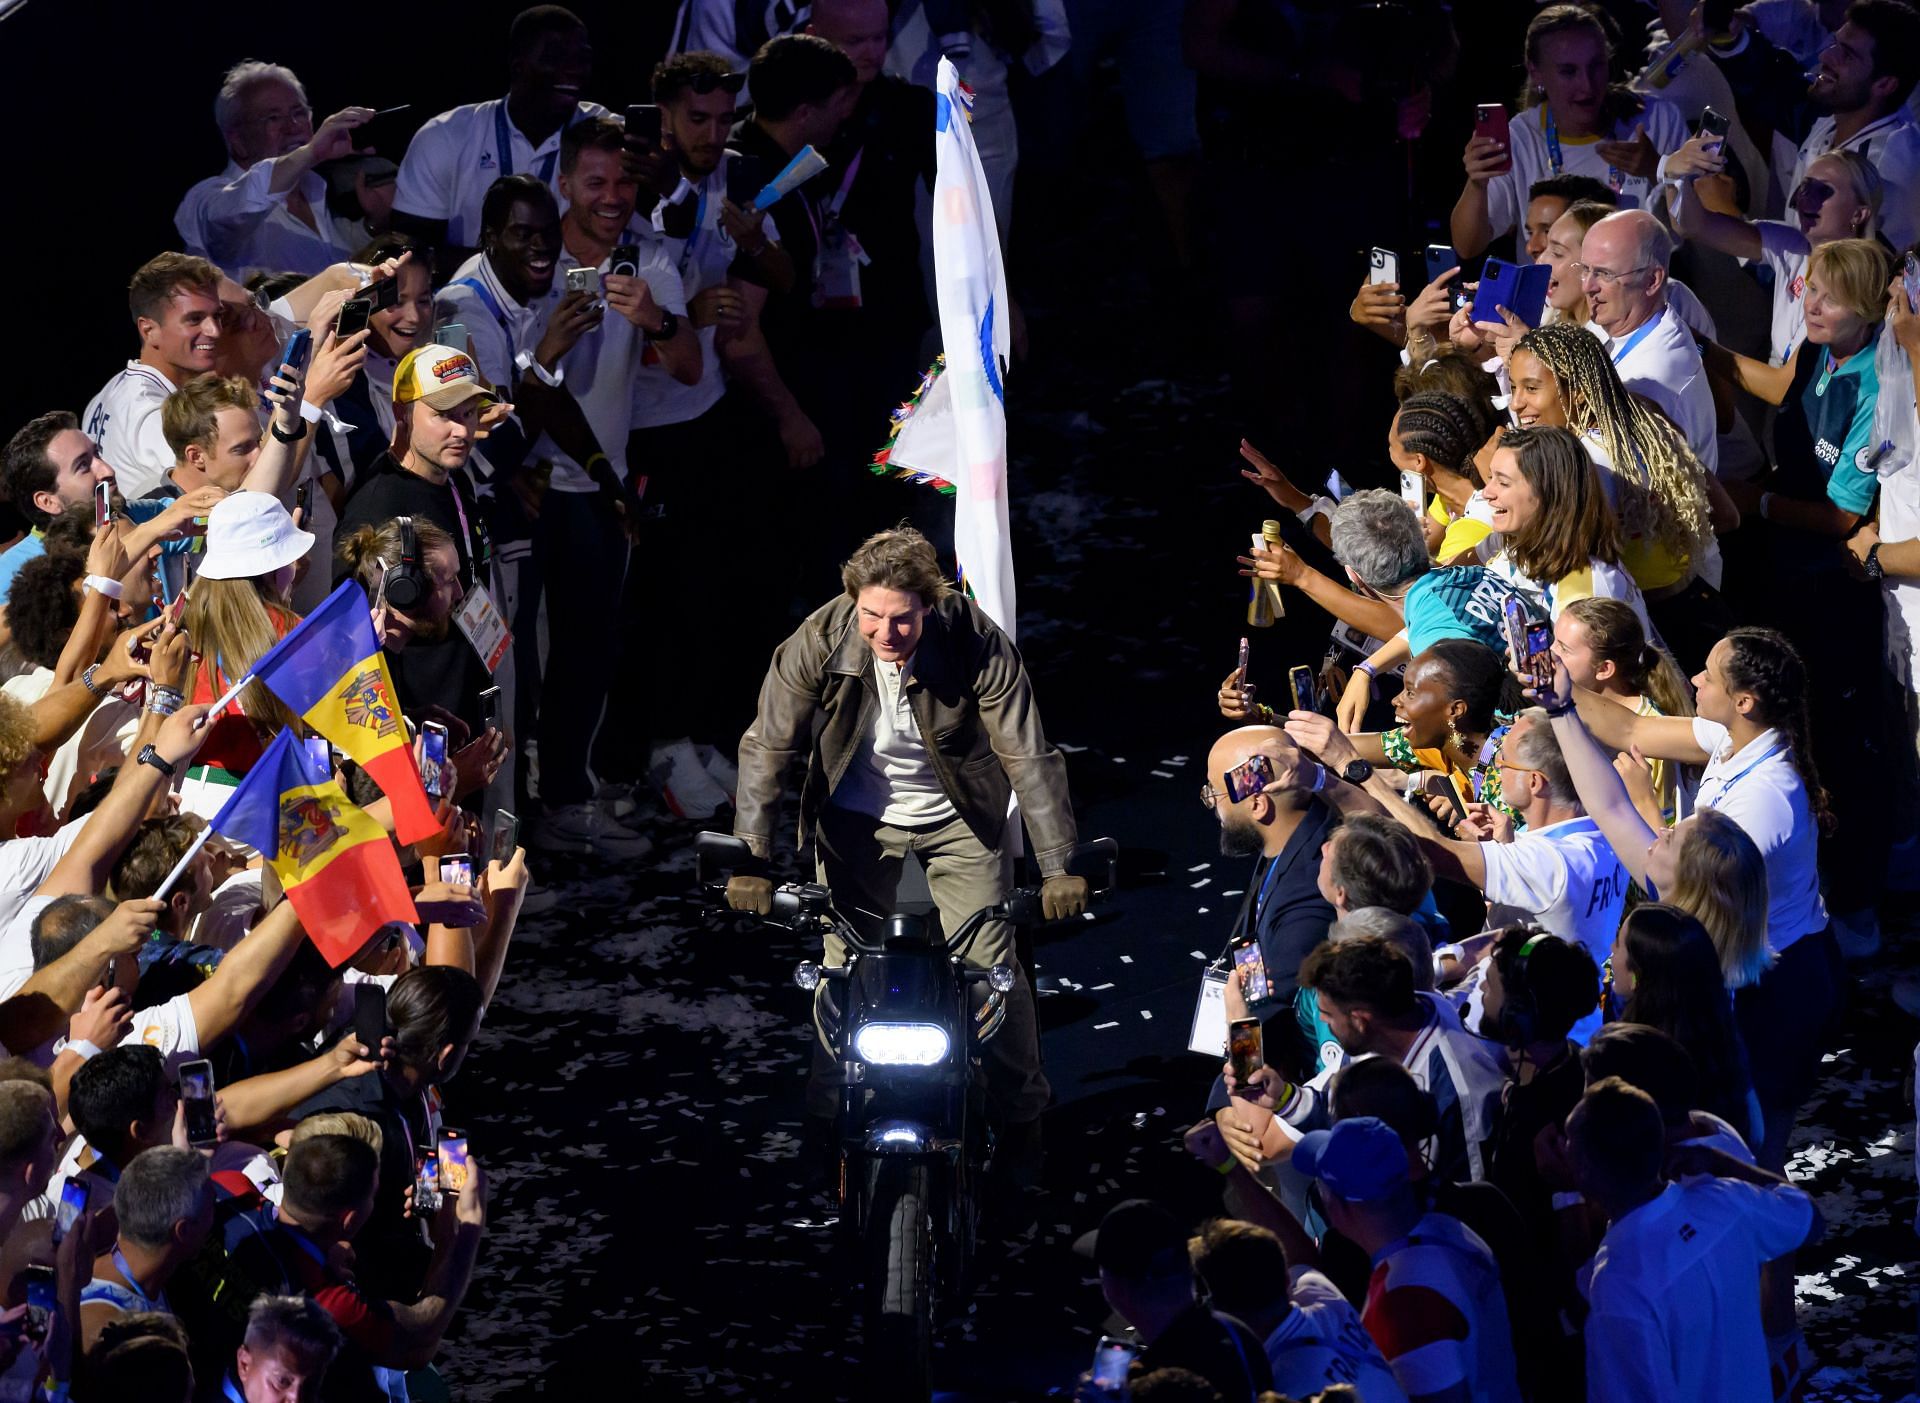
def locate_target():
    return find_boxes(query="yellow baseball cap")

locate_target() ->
[393,343,497,411]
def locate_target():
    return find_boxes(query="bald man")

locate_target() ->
[1577,209,1718,473]
[1203,726,1338,1075]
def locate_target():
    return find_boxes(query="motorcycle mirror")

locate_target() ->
[1071,837,1120,896]
[694,831,753,886]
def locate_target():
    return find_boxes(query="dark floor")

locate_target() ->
[430,141,1920,1403]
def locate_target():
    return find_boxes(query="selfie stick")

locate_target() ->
[196,672,256,729]
[153,826,214,902]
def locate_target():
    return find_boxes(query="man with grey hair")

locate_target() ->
[79,1146,214,1349]
[175,60,376,277]
[1577,209,1718,472]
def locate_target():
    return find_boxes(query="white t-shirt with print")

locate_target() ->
[1753,220,1811,367]
[1264,1267,1410,1403]
[1482,817,1629,962]
[1485,98,1691,261]
[1686,719,1826,948]
[83,362,180,501]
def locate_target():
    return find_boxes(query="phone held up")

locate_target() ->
[1474,103,1513,174]
[93,479,113,529]
[420,721,449,799]
[1367,246,1399,287]
[1222,753,1274,805]
[179,1058,220,1148]
[1091,1336,1138,1392]
[490,808,520,865]
[1230,937,1269,1004]
[1288,664,1316,715]
[52,1178,87,1248]
[1228,1017,1264,1085]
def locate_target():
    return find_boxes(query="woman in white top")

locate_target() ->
[1535,627,1836,1172]
[1452,5,1689,260]
[1671,142,1882,364]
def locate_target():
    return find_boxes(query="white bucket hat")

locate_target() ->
[195,491,315,581]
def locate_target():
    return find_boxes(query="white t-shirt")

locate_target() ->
[1365,1211,1523,1403]
[1791,111,1920,253]
[394,97,610,251]
[53,992,200,1073]
[1481,546,1655,640]
[1264,1267,1410,1403]
[1589,305,1719,474]
[830,656,956,828]
[83,362,181,501]
[0,821,88,998]
[1584,1178,1814,1403]
[1486,98,1691,261]
[1871,328,1920,691]
[1753,220,1811,367]
[1686,719,1826,949]
[1481,817,1630,962]
[1,668,139,816]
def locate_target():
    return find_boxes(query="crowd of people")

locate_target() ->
[1072,0,1920,1399]
[3,0,1919,1397]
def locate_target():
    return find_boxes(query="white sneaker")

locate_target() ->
[531,803,655,859]
[650,738,731,821]
[592,780,640,820]
[695,744,738,799]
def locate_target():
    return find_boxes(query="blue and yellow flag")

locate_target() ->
[250,580,439,845]
[211,729,419,966]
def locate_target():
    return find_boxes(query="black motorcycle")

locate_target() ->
[697,833,1115,1400]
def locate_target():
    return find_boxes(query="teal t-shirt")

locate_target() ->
[1791,344,1880,515]
[1402,565,1520,655]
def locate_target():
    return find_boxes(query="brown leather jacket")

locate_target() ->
[734,593,1078,875]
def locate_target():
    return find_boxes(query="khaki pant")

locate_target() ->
[809,804,1050,1125]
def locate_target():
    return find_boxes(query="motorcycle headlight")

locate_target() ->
[851,1022,951,1066]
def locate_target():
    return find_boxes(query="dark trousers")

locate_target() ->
[531,490,627,806]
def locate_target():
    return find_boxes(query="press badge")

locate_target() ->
[456,583,512,673]
[814,220,869,309]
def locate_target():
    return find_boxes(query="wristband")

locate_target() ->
[1214,1156,1237,1176]
[515,350,564,387]
[270,417,309,443]
[1296,495,1337,526]
[1759,491,1774,521]
[147,686,183,718]
[84,574,125,600]
[1542,698,1575,718]
[298,398,325,424]
[67,1040,105,1062]
[1305,762,1328,793]
[81,662,107,697]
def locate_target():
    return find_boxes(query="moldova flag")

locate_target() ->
[210,729,420,966]
[251,580,439,845]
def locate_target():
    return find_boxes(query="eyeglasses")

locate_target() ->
[1499,759,1545,778]
[239,105,312,131]
[1570,261,1651,286]
[1199,783,1225,809]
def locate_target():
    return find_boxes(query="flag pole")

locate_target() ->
[153,825,214,901]
[196,671,256,729]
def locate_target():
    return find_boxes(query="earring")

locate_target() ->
[1446,719,1466,753]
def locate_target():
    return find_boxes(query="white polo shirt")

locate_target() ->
[199,154,358,278]
[394,97,609,251]
[83,361,181,501]
[434,252,555,503]
[1685,719,1826,949]
[1584,1177,1813,1403]
[1589,305,1719,473]
[1791,111,1920,252]
[1481,816,1629,962]
[1485,98,1690,261]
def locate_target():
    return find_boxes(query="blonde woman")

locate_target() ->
[1555,597,1693,825]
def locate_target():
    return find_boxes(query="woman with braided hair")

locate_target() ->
[1534,625,1838,1170]
[1391,391,1496,564]
[1506,320,1734,671]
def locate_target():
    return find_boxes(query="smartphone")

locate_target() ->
[1474,103,1513,174]
[354,103,413,154]
[1904,251,1920,314]
[179,1058,220,1148]
[1471,257,1552,328]
[159,554,189,611]
[1288,665,1317,714]
[490,808,520,865]
[52,1178,88,1248]
[1091,1336,1138,1391]
[335,297,373,338]
[434,321,468,350]
[303,736,332,775]
[1421,770,1470,826]
[23,1265,54,1336]
[626,103,663,146]
[1368,247,1400,287]
[439,853,473,887]
[295,478,313,521]
[1699,106,1731,153]
[1235,635,1250,703]
[414,1153,443,1213]
[478,685,501,734]
[1524,619,1554,682]
[1228,1017,1265,1084]
[281,327,313,373]
[1222,753,1275,804]
[565,266,601,295]
[1424,243,1459,285]
[421,721,449,798]
[362,276,400,314]
[353,982,387,1052]
[1501,595,1532,671]
[98,954,117,992]
[438,1133,471,1195]
[1230,938,1270,1004]
[609,244,640,279]
[93,479,113,529]
[725,152,766,209]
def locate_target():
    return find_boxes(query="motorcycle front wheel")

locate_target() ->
[863,1157,935,1400]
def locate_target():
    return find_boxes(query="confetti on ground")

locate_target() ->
[1094,1021,1119,1030]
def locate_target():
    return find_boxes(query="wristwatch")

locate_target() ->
[136,743,177,780]
[644,308,680,342]
[1341,759,1374,784]
[1865,542,1885,580]
[80,663,107,697]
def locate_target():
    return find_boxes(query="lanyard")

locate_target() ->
[451,275,514,344]
[827,147,865,219]
[493,103,563,184]
[1251,850,1285,928]
[1703,737,1784,804]
[680,182,710,276]
[1544,105,1623,191]
[1815,345,1839,396]
[111,1247,163,1311]
[1610,310,1661,365]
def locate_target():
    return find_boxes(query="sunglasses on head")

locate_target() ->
[1791,178,1835,208]
[681,71,746,95]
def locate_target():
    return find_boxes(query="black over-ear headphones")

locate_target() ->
[1502,929,1551,1046]
[385,516,426,611]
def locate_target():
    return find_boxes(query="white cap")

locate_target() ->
[196,491,315,581]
